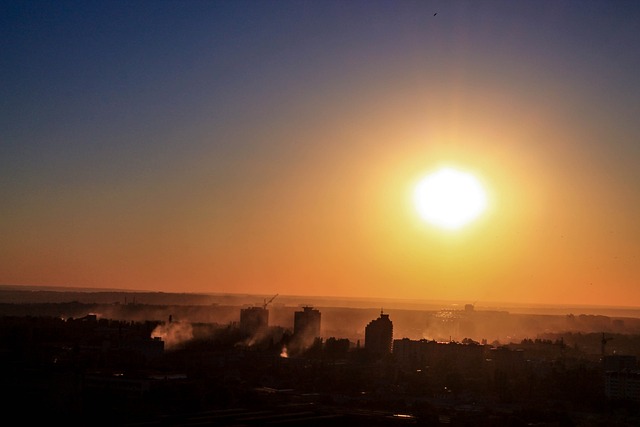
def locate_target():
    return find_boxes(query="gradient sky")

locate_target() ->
[2,0,640,307]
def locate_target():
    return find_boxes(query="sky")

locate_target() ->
[2,0,640,308]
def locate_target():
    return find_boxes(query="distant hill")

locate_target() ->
[1,284,640,318]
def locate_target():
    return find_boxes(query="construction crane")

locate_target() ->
[263,294,278,309]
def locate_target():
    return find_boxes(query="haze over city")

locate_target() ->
[2,1,640,308]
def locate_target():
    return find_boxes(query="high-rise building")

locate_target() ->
[604,355,638,372]
[239,306,269,336]
[365,310,393,356]
[293,306,321,343]
[604,355,640,401]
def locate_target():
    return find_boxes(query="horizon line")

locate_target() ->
[2,283,639,312]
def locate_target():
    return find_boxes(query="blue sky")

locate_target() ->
[2,1,640,306]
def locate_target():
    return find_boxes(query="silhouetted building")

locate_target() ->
[294,306,321,339]
[605,369,640,401]
[486,346,526,375]
[393,338,428,367]
[365,310,393,356]
[240,306,269,336]
[393,338,485,373]
[293,307,321,347]
[604,354,640,400]
[604,354,638,372]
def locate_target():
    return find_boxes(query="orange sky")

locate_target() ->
[2,2,640,307]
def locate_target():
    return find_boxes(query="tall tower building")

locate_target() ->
[293,306,321,346]
[365,310,393,356]
[239,306,269,336]
[239,295,278,342]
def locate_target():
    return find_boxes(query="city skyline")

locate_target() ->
[2,1,640,307]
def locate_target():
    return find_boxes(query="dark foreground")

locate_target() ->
[2,313,640,427]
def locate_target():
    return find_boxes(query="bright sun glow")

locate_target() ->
[414,167,487,230]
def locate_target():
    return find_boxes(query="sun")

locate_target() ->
[414,167,487,230]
